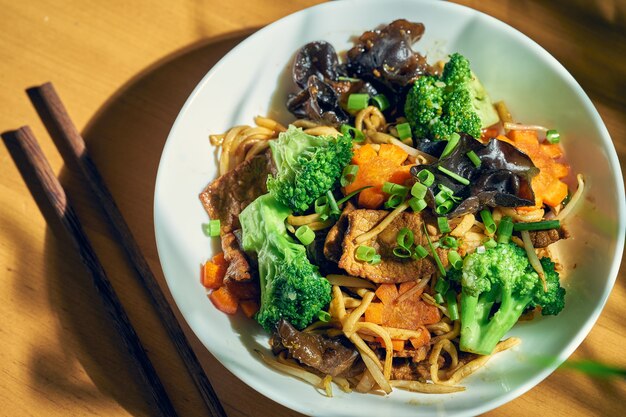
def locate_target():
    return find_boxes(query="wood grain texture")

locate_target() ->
[0,1,624,416]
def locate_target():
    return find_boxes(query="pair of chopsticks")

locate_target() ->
[3,83,227,417]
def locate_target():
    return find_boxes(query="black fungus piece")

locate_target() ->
[286,75,350,127]
[412,134,538,217]
[345,19,431,93]
[292,41,341,89]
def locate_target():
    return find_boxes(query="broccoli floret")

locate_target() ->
[239,193,332,332]
[448,243,566,355]
[404,53,499,140]
[266,125,353,213]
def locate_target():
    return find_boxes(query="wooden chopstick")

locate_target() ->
[27,82,227,417]
[5,126,178,417]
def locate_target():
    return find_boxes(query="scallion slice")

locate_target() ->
[317,310,331,322]
[437,216,451,234]
[424,225,446,277]
[336,185,372,205]
[408,197,427,213]
[295,225,315,246]
[440,236,458,249]
[203,219,221,237]
[434,190,449,206]
[513,220,561,231]
[355,245,376,262]
[393,246,412,258]
[434,277,449,294]
[445,289,459,320]
[413,245,428,259]
[546,129,560,144]
[370,254,382,265]
[397,227,414,249]
[434,293,445,304]
[483,237,497,249]
[447,250,463,270]
[437,166,470,185]
[396,122,412,140]
[480,209,497,234]
[384,193,405,209]
[416,169,435,187]
[326,190,340,216]
[435,199,454,215]
[340,164,359,187]
[496,216,514,244]
[440,133,460,159]
[382,182,409,196]
[371,94,390,111]
[340,124,365,142]
[347,93,370,111]
[411,182,427,199]
[466,150,481,167]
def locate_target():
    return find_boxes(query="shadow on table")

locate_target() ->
[9,27,303,417]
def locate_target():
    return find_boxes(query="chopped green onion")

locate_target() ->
[411,182,427,199]
[337,76,361,82]
[434,190,449,206]
[513,220,561,231]
[434,277,449,294]
[424,225,446,276]
[340,164,359,187]
[466,150,481,168]
[341,124,365,142]
[445,289,459,320]
[413,245,428,259]
[546,129,560,144]
[315,195,328,213]
[355,245,376,262]
[408,197,427,212]
[347,93,370,111]
[434,293,445,304]
[397,227,414,249]
[480,209,497,234]
[437,217,451,233]
[438,184,455,196]
[317,310,331,322]
[435,199,454,215]
[371,94,390,111]
[370,254,382,265]
[396,122,412,140]
[393,246,412,258]
[483,237,497,249]
[384,193,405,209]
[295,225,315,245]
[440,236,458,249]
[382,182,409,196]
[336,185,372,205]
[440,133,460,159]
[326,190,340,216]
[437,166,470,185]
[416,169,435,187]
[203,219,221,237]
[496,216,514,244]
[447,250,463,270]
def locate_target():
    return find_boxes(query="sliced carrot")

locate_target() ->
[409,326,431,349]
[240,300,259,318]
[211,252,227,267]
[378,143,408,165]
[375,283,399,305]
[376,337,405,351]
[388,164,415,186]
[398,281,417,295]
[539,143,563,159]
[357,187,386,209]
[383,297,441,329]
[209,286,238,315]
[201,260,226,289]
[541,178,568,207]
[364,302,384,324]
[351,143,378,165]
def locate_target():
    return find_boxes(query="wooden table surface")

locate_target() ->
[1,0,624,416]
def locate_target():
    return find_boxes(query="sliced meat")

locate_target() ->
[199,152,275,282]
[272,319,360,377]
[338,210,436,284]
[323,201,356,263]
[528,227,569,248]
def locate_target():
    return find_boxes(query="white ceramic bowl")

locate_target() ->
[154,1,625,415]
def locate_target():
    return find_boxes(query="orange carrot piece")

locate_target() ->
[398,281,417,295]
[201,260,226,289]
[209,286,238,315]
[211,252,227,267]
[388,164,415,187]
[357,187,386,209]
[376,337,405,351]
[383,298,441,329]
[378,144,408,165]
[541,178,569,207]
[375,283,399,305]
[409,326,431,349]
[351,143,378,165]
[364,302,384,324]
[240,300,259,318]
[539,143,564,159]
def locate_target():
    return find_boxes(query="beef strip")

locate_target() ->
[338,210,437,284]
[199,152,275,281]
[528,227,569,248]
[323,201,356,263]
[272,319,360,377]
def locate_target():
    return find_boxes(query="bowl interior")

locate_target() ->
[154,1,625,416]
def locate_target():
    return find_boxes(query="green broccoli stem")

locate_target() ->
[460,287,532,355]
